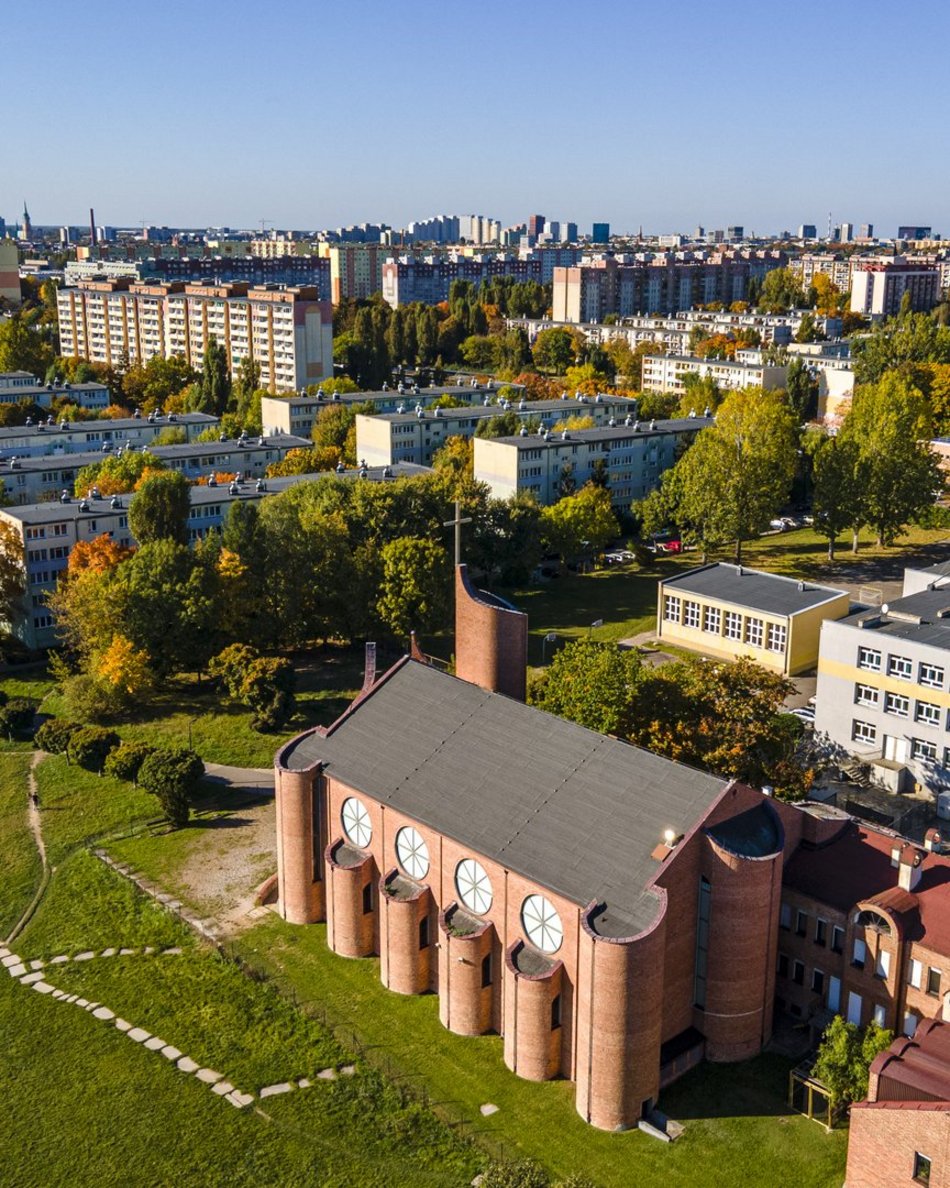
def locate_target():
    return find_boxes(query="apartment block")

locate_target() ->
[355,394,632,468]
[261,381,523,437]
[0,433,308,506]
[473,415,712,510]
[56,279,333,393]
[0,411,216,459]
[850,261,940,317]
[641,354,788,395]
[814,574,950,796]
[658,563,850,676]
[1,462,429,650]
[0,238,19,304]
[381,255,543,307]
[552,251,787,323]
[317,242,386,302]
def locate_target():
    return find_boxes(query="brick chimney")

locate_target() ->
[898,843,925,892]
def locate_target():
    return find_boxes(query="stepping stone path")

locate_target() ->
[20,971,44,986]
[177,1056,199,1074]
[196,1069,223,1084]
[259,1083,293,1099]
[225,1091,254,1109]
[212,1082,235,1097]
[340,1065,356,1076]
[317,1069,337,1081]
[7,964,26,979]
[92,1007,115,1021]
[32,982,54,995]
[480,1103,499,1117]
[144,1037,166,1052]
[114,1019,131,1032]
[161,1046,182,1061]
[128,1028,151,1043]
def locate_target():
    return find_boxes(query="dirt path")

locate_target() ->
[6,751,50,946]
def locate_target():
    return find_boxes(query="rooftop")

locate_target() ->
[833,596,950,652]
[281,659,728,936]
[490,416,713,449]
[662,563,848,617]
[784,819,950,956]
[0,412,216,442]
[868,1020,950,1103]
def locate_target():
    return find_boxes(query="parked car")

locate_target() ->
[786,706,816,725]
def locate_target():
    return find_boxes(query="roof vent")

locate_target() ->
[207,474,217,487]
[229,482,239,495]
[59,490,69,504]
[335,461,345,473]
[519,425,527,436]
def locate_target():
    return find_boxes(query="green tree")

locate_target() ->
[757,268,807,313]
[192,337,232,416]
[794,313,824,344]
[811,434,865,559]
[128,470,191,545]
[851,312,950,385]
[0,519,26,647]
[0,697,36,740]
[532,328,575,375]
[138,747,204,829]
[813,1017,893,1110]
[785,357,819,421]
[541,484,618,564]
[0,309,56,377]
[654,387,798,561]
[529,640,642,736]
[377,536,451,640]
[104,741,156,785]
[467,493,544,587]
[34,718,80,757]
[460,335,499,370]
[66,725,121,773]
[242,656,296,731]
[839,373,943,546]
[74,450,166,497]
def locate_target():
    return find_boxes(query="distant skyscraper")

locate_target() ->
[591,222,610,243]
[898,225,933,240]
[527,214,545,238]
[840,222,854,243]
[860,223,874,239]
[563,222,578,243]
[726,226,744,242]
[798,224,817,239]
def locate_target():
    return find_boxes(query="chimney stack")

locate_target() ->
[898,843,925,892]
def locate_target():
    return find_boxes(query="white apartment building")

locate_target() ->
[850,262,940,318]
[0,411,216,459]
[2,462,430,650]
[473,415,713,509]
[57,279,333,393]
[641,354,789,395]
[356,394,633,468]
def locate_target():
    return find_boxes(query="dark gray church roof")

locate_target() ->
[283,660,727,935]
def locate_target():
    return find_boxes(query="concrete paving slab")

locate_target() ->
[317,1069,337,1080]
[29,959,45,970]
[297,1078,311,1089]
[211,1081,235,1097]
[196,1069,223,1084]
[49,955,69,964]
[128,1028,151,1043]
[161,1046,182,1061]
[144,1037,166,1051]
[92,1007,115,1021]
[20,971,45,985]
[32,981,54,995]
[225,1090,254,1108]
[100,948,116,958]
[177,1056,199,1073]
[259,1083,292,1098]
[74,951,94,962]
[114,1018,132,1031]
[480,1103,499,1117]
[7,964,26,978]
[340,1065,356,1076]
[2,954,21,968]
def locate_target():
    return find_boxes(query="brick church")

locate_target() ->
[274,564,950,1151]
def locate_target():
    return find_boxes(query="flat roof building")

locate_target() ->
[0,411,216,458]
[355,394,633,468]
[641,354,789,395]
[56,278,333,393]
[850,260,940,318]
[473,415,713,510]
[658,563,850,675]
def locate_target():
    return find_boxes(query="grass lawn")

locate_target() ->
[0,751,39,938]
[4,849,479,1187]
[239,916,847,1188]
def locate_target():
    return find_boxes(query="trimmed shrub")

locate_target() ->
[0,697,38,739]
[208,643,260,699]
[138,747,205,829]
[67,726,121,773]
[34,718,82,756]
[104,741,156,786]
[243,656,296,732]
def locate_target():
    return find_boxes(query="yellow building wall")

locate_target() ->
[656,586,850,675]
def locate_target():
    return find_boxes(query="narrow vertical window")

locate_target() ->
[694,877,711,1009]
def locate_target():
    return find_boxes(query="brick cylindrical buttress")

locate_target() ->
[438,905,495,1036]
[503,941,563,1081]
[379,870,432,995]
[325,840,376,958]
[275,765,323,925]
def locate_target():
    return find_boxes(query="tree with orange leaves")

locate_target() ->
[67,534,134,576]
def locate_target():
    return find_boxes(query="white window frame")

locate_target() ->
[884,692,910,718]
[853,720,877,744]
[766,622,787,653]
[915,701,940,726]
[683,600,701,629]
[910,958,923,989]
[724,611,742,641]
[703,606,721,634]
[919,662,944,689]
[855,684,879,707]
[912,738,938,761]
[663,595,681,623]
[858,647,882,672]
[876,949,891,979]
[745,617,764,647]
[888,654,913,680]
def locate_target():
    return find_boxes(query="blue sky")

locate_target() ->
[6,0,949,237]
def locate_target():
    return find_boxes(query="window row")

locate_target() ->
[779,903,843,952]
[858,647,944,688]
[339,796,563,953]
[856,685,945,726]
[663,597,786,651]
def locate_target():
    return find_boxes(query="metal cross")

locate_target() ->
[443,499,472,567]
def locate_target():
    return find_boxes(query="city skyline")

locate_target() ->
[6,0,950,237]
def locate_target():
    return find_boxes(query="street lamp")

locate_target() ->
[542,632,558,664]
[588,619,604,638]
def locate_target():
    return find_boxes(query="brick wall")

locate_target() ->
[847,1103,950,1187]
[454,564,527,701]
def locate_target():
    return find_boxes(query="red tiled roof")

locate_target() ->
[784,822,950,956]
[870,1021,950,1102]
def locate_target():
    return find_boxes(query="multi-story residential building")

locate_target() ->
[381,255,543,307]
[56,279,333,392]
[850,260,941,317]
[814,573,950,795]
[0,433,308,506]
[552,251,788,323]
[316,242,385,303]
[261,381,524,437]
[65,254,330,295]
[355,394,633,468]
[657,563,850,676]
[0,411,216,458]
[790,252,852,292]
[641,354,788,395]
[0,373,112,411]
[1,462,430,649]
[0,238,19,304]
[472,415,712,511]
[509,309,836,354]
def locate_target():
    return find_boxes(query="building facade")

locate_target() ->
[641,354,788,395]
[850,261,940,317]
[56,279,333,393]
[0,410,216,458]
[355,394,633,468]
[473,415,712,510]
[0,238,19,304]
[658,564,850,676]
[317,243,385,303]
[381,255,543,307]
[814,577,950,796]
